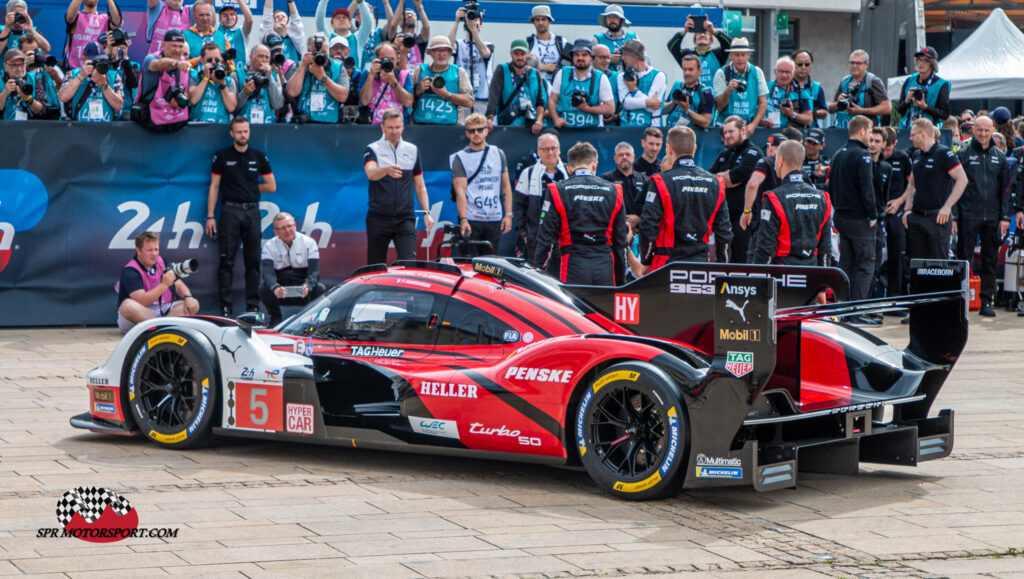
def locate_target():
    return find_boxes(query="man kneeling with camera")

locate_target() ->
[259,212,326,326]
[116,232,199,333]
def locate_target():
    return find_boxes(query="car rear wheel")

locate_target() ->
[126,330,218,449]
[576,362,688,500]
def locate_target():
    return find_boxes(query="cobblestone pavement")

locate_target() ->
[1,315,1022,578]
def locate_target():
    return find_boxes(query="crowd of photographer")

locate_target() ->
[0,0,966,132]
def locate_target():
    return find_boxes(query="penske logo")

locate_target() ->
[504,367,574,383]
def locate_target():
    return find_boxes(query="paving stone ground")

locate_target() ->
[1,315,1023,578]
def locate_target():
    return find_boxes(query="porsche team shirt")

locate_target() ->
[364,136,422,220]
[211,146,273,204]
[911,142,961,212]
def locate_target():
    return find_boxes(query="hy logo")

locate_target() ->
[0,170,49,274]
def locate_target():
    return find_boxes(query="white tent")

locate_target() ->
[887,8,1024,100]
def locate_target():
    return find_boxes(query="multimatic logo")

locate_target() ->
[695,454,743,479]
[37,487,179,542]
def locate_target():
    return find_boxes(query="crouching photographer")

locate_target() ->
[57,41,123,122]
[134,29,191,131]
[359,42,413,125]
[235,44,284,124]
[1,49,47,120]
[116,232,200,333]
[259,213,326,326]
[285,33,349,124]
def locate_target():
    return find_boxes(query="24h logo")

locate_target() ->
[725,351,754,378]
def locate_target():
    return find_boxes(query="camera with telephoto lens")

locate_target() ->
[167,259,199,278]
[94,60,109,75]
[269,46,286,66]
[211,62,227,80]
[13,12,26,25]
[28,50,57,69]
[249,71,269,89]
[911,87,924,101]
[431,75,446,90]
[672,88,688,103]
[379,57,395,74]
[165,82,189,108]
[837,80,861,111]
[16,79,33,97]
[400,34,416,49]
[463,0,480,20]
[622,67,636,84]
[570,89,588,108]
[312,37,329,67]
[343,56,355,69]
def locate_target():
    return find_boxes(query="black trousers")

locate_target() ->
[957,218,1000,303]
[727,214,750,264]
[218,205,262,310]
[884,213,907,296]
[366,216,416,265]
[561,251,616,286]
[835,215,877,301]
[259,283,327,325]
[457,220,501,257]
[906,212,953,261]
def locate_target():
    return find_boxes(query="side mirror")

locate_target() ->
[236,311,268,336]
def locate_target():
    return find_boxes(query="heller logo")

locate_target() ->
[614,293,639,324]
[37,487,178,542]
[725,351,754,378]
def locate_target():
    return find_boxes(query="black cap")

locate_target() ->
[766,133,787,148]
[163,29,186,43]
[805,128,826,145]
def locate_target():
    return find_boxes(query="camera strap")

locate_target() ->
[465,145,491,186]
[498,65,532,115]
[71,80,97,121]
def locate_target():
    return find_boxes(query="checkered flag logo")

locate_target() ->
[56,486,133,526]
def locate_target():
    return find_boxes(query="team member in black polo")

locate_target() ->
[206,116,276,318]
[709,115,763,263]
[882,126,912,298]
[954,115,1010,317]
[601,141,648,228]
[827,115,877,303]
[802,128,830,190]
[638,126,732,269]
[362,108,435,265]
[750,140,832,266]
[891,117,968,262]
[533,141,627,286]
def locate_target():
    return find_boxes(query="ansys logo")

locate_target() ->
[0,170,49,274]
[37,486,179,542]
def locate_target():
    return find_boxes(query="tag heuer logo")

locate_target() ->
[725,351,753,378]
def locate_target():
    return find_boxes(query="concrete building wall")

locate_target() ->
[787,11,853,101]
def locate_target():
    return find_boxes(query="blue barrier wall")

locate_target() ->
[0,121,882,327]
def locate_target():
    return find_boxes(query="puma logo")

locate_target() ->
[726,299,749,323]
[220,343,240,362]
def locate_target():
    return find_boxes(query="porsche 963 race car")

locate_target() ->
[73,257,969,499]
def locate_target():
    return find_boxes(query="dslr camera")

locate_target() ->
[342,56,356,69]
[621,67,637,84]
[672,88,689,103]
[836,80,861,111]
[570,89,589,108]
[210,62,227,80]
[165,82,189,109]
[379,57,395,74]
[28,50,57,69]
[249,70,269,90]
[463,0,481,21]
[13,12,27,25]
[399,34,417,49]
[109,28,133,47]
[167,259,199,278]
[910,87,924,101]
[94,59,110,75]
[431,75,446,91]
[733,78,747,93]
[311,37,329,67]
[269,46,286,66]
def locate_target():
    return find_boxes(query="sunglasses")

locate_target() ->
[465,127,487,134]
[795,62,811,67]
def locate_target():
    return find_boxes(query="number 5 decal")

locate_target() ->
[234,383,284,431]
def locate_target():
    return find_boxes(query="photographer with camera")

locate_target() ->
[187,42,238,123]
[285,33,349,123]
[448,2,493,114]
[360,41,413,124]
[235,43,284,124]
[315,0,375,70]
[185,3,234,68]
[662,54,713,129]
[258,0,304,63]
[486,38,545,133]
[58,41,123,121]
[712,38,767,136]
[450,113,512,256]
[667,15,731,87]
[388,0,429,70]
[897,47,951,129]
[96,29,139,117]
[19,33,61,113]
[616,39,664,128]
[1,49,45,119]
[116,232,200,333]
[64,0,122,69]
[259,212,326,326]
[525,5,569,85]
[593,4,636,74]
[411,35,472,125]
[548,39,613,129]
[762,56,811,129]
[829,49,890,129]
[206,116,276,318]
[1,0,51,57]
[137,29,191,129]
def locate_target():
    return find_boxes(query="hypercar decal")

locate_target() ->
[450,367,564,441]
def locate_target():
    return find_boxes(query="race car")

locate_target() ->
[72,256,969,499]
